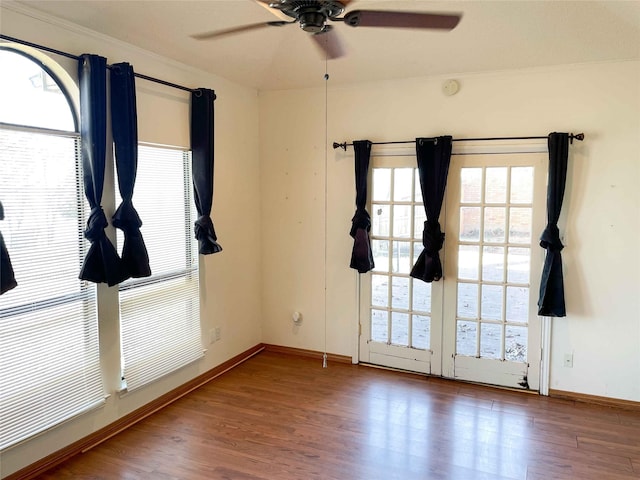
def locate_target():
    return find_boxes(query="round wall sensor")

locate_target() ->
[442,79,460,96]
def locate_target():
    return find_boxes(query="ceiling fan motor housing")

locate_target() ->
[269,0,346,33]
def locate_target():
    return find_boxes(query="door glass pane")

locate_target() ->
[457,321,477,356]
[481,285,503,321]
[412,242,422,265]
[394,168,413,201]
[458,245,479,280]
[413,208,426,240]
[507,247,530,284]
[391,276,409,310]
[371,309,388,343]
[510,167,533,203]
[371,274,388,307]
[457,283,478,318]
[485,167,507,203]
[372,204,390,236]
[412,280,431,313]
[480,323,502,359]
[460,168,482,203]
[372,168,391,201]
[482,246,504,282]
[508,207,532,244]
[391,312,409,346]
[460,207,481,241]
[371,239,389,273]
[412,315,430,350]
[484,207,506,243]
[393,205,412,238]
[506,286,529,323]
[391,241,411,274]
[506,325,528,362]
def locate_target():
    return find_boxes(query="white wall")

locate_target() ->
[260,61,640,402]
[1,6,262,477]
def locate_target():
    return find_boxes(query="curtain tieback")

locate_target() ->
[84,207,109,242]
[195,215,218,241]
[112,199,143,234]
[540,224,564,251]
[350,209,371,237]
[422,220,444,254]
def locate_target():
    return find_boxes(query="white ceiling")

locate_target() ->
[10,0,640,91]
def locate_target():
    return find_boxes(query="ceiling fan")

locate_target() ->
[192,0,462,59]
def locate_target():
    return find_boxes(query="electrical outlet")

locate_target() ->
[209,328,216,345]
[215,327,221,342]
[563,353,573,368]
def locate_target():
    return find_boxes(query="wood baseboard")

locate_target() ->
[6,343,265,480]
[263,344,353,364]
[549,388,640,411]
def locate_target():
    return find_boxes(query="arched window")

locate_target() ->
[0,46,105,450]
[0,47,77,130]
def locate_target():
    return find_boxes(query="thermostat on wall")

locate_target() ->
[442,79,460,96]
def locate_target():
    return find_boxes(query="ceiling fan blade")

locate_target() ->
[191,21,289,40]
[342,10,461,30]
[254,0,291,21]
[311,29,345,60]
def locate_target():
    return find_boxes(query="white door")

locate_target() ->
[359,155,443,374]
[359,149,546,390]
[442,153,546,389]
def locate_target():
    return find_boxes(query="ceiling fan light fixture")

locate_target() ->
[299,11,327,33]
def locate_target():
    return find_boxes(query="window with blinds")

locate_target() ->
[118,144,202,393]
[0,47,104,450]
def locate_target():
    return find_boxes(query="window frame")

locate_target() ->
[0,45,104,451]
[117,144,202,394]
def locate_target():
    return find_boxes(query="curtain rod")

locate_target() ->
[333,133,585,151]
[0,34,202,94]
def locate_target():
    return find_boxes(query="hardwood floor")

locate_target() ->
[37,351,640,480]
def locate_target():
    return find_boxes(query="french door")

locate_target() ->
[359,156,442,374]
[441,153,546,390]
[359,150,546,390]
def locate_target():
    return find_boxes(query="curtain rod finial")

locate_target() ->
[571,133,584,144]
[333,142,347,150]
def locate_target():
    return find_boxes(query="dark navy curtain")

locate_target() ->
[538,133,569,317]
[110,62,151,279]
[349,140,374,273]
[191,88,222,255]
[410,136,453,283]
[0,201,17,294]
[78,54,126,286]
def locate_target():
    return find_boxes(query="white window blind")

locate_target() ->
[118,144,202,392]
[0,127,104,450]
